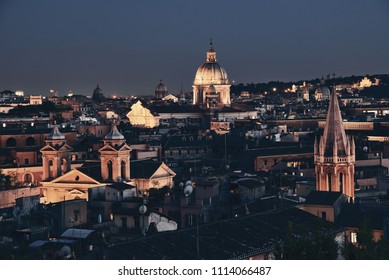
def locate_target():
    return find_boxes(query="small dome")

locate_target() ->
[155,80,168,93]
[105,124,125,140]
[47,124,65,140]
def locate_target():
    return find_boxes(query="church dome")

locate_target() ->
[105,123,125,140]
[155,80,167,93]
[47,124,65,140]
[194,42,229,86]
[92,84,105,102]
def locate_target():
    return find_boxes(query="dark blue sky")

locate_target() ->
[0,0,388,97]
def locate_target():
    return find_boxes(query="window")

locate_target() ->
[73,210,80,222]
[23,173,32,184]
[339,173,343,192]
[351,232,357,243]
[24,158,29,165]
[321,211,327,220]
[327,173,332,191]
[107,160,113,181]
[26,137,35,146]
[264,160,268,166]
[6,138,16,147]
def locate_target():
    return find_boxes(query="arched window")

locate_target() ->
[327,173,332,191]
[6,138,16,147]
[121,161,126,180]
[339,173,344,193]
[26,137,35,146]
[48,159,54,179]
[61,158,67,175]
[107,160,113,181]
[23,173,32,185]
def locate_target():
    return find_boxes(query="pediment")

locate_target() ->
[40,145,57,152]
[58,144,73,152]
[150,162,176,179]
[118,144,132,151]
[68,189,85,195]
[50,169,101,184]
[98,144,119,152]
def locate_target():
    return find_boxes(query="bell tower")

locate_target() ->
[99,121,131,182]
[40,123,73,180]
[315,87,355,199]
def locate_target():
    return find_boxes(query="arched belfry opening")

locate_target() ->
[327,173,332,192]
[121,161,126,181]
[107,160,113,181]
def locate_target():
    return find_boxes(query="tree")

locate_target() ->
[274,221,339,260]
[343,217,389,259]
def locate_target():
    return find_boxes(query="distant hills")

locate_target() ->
[231,74,389,96]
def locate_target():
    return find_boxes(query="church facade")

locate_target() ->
[40,123,175,204]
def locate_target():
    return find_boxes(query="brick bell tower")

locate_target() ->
[98,121,131,182]
[314,86,355,200]
[40,123,73,180]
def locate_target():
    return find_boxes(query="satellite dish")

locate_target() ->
[98,214,102,224]
[184,185,193,197]
[58,245,72,259]
[185,180,192,187]
[116,176,122,182]
[363,146,368,152]
[139,205,147,215]
[178,182,184,188]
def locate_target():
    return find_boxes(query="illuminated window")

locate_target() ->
[351,232,357,243]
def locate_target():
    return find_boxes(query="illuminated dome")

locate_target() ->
[193,42,229,86]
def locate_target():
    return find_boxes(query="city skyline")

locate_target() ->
[0,0,388,97]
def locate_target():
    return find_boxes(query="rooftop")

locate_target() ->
[107,207,342,260]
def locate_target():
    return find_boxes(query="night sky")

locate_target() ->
[0,0,388,97]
